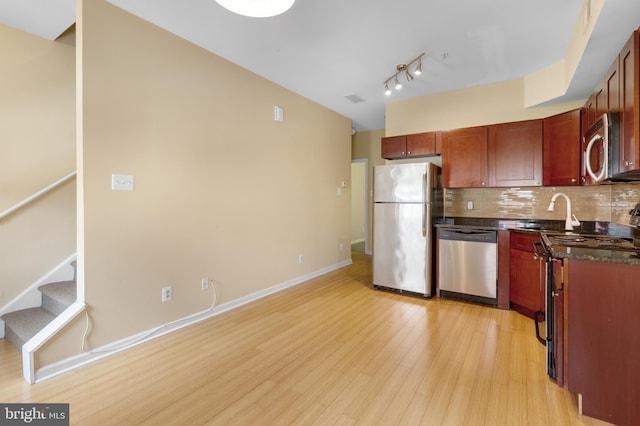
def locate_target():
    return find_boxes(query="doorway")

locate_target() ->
[350,159,369,254]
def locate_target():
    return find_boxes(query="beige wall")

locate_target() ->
[352,129,384,254]
[0,25,76,208]
[350,162,366,244]
[39,0,351,363]
[0,25,76,307]
[385,78,584,137]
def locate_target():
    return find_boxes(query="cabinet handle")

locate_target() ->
[533,255,538,260]
[481,181,486,186]
[407,151,411,155]
[625,160,635,166]
[571,178,577,183]
[402,151,405,155]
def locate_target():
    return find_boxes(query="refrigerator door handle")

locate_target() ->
[422,171,427,237]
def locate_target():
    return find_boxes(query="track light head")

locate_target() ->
[384,83,391,96]
[394,76,402,90]
[405,70,414,81]
[414,58,423,76]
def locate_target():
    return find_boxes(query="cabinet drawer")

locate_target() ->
[510,232,540,252]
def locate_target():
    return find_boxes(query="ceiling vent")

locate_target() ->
[344,93,366,104]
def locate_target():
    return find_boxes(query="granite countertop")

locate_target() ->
[438,217,640,265]
[539,233,640,265]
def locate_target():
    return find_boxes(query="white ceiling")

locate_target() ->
[2,0,640,131]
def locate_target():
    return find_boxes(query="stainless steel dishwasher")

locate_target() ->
[438,227,497,305]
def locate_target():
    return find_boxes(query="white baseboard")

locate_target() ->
[33,259,353,383]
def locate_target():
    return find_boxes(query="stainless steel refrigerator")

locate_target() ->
[373,162,442,297]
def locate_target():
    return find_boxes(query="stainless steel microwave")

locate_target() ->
[582,113,620,185]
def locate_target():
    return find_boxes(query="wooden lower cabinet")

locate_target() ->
[567,259,640,426]
[509,232,544,319]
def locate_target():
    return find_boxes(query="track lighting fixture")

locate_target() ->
[384,52,425,96]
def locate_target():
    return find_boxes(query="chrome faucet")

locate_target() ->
[547,192,581,231]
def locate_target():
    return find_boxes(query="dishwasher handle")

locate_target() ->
[438,228,497,243]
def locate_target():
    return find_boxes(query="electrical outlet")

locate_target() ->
[162,286,172,302]
[298,254,304,264]
[339,242,344,252]
[201,278,209,291]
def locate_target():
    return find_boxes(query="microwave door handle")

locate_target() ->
[585,134,606,181]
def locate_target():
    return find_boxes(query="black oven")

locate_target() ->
[533,242,564,385]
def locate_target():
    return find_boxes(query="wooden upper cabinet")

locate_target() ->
[619,30,640,173]
[543,109,582,186]
[380,136,407,159]
[584,93,596,130]
[594,81,606,119]
[381,132,440,159]
[488,120,543,187]
[605,58,620,113]
[442,126,488,188]
[406,132,438,157]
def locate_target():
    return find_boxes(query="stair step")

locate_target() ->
[39,280,76,316]
[1,307,56,350]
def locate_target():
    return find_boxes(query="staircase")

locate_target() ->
[2,261,76,351]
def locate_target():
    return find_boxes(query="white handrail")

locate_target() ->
[0,171,77,221]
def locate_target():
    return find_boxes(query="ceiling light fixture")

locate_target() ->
[215,0,295,18]
[384,52,425,96]
[414,57,423,75]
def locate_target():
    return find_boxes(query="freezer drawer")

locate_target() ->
[373,203,433,296]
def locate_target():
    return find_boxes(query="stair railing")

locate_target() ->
[0,171,77,221]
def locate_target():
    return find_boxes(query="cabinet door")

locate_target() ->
[605,59,620,112]
[509,232,543,319]
[442,126,488,188]
[595,81,606,118]
[488,120,542,187]
[568,259,640,426]
[381,136,407,159]
[619,30,640,173]
[406,132,437,157]
[543,109,582,186]
[509,249,543,318]
[584,93,596,130]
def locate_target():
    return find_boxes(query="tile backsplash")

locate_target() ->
[445,183,640,225]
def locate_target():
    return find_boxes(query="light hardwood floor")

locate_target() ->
[0,254,611,425]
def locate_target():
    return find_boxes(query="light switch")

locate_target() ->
[274,105,284,122]
[111,174,134,191]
